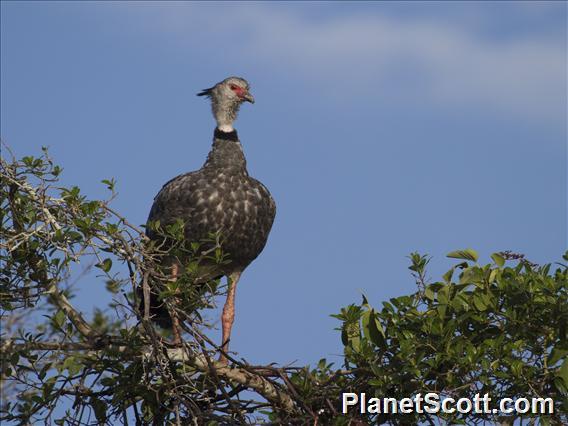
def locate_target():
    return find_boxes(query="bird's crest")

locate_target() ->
[197,87,214,98]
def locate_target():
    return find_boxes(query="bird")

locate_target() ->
[141,76,276,363]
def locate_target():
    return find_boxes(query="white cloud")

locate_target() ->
[105,3,566,124]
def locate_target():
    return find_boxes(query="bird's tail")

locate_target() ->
[137,260,224,330]
[137,283,173,329]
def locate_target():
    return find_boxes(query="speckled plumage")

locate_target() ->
[142,78,275,335]
[147,128,276,274]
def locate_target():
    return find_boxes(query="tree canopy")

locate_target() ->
[1,148,566,425]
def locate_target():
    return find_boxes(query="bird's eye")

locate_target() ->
[230,84,238,91]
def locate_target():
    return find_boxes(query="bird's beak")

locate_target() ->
[243,92,255,104]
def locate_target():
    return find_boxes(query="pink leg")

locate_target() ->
[219,271,241,364]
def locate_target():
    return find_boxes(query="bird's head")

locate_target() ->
[197,77,254,133]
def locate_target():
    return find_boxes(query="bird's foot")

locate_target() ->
[217,353,229,366]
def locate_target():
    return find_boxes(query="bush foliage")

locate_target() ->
[1,148,566,425]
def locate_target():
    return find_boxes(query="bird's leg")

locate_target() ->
[169,263,182,346]
[219,271,242,364]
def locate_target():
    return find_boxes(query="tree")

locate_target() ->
[1,147,566,425]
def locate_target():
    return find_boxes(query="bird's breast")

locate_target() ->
[149,169,274,268]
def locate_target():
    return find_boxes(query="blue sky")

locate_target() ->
[2,1,566,369]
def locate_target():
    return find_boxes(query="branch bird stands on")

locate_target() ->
[141,77,276,364]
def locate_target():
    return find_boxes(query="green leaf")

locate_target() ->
[472,293,487,311]
[459,267,483,285]
[100,377,115,387]
[442,267,455,283]
[488,268,499,283]
[90,397,107,424]
[558,357,568,387]
[548,347,568,366]
[447,249,479,262]
[62,356,82,376]
[105,279,120,294]
[101,178,116,192]
[437,285,450,305]
[95,258,112,273]
[424,285,435,301]
[341,321,360,347]
[510,359,523,378]
[361,309,385,348]
[436,304,447,319]
[22,156,34,166]
[490,252,505,267]
[53,310,66,329]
